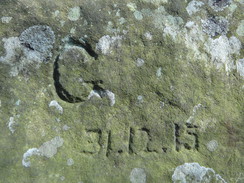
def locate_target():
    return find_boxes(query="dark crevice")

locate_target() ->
[162,147,168,153]
[187,132,199,151]
[155,91,187,114]
[22,43,34,50]
[93,84,107,98]
[53,55,84,103]
[67,37,98,59]
[186,123,198,129]
[141,127,154,152]
[174,123,180,152]
[53,37,101,103]
[129,128,134,154]
[106,130,112,157]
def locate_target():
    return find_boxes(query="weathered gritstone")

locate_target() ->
[0,0,243,182]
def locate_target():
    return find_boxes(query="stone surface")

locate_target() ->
[0,0,243,182]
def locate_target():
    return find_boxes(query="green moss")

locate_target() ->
[0,0,244,182]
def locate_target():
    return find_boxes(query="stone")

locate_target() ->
[0,0,243,182]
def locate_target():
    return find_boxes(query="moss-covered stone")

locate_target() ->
[0,0,243,182]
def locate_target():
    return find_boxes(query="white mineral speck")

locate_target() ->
[70,27,76,34]
[156,67,162,78]
[185,21,195,28]
[62,125,70,131]
[144,32,152,40]
[127,3,137,11]
[54,10,60,17]
[68,7,80,21]
[137,95,144,104]
[49,100,63,114]
[1,16,12,23]
[15,99,21,106]
[67,158,74,166]
[136,58,145,67]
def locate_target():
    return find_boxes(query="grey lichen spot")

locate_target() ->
[38,136,64,158]
[208,0,232,12]
[236,20,244,37]
[22,148,40,167]
[136,58,145,67]
[141,0,168,5]
[156,67,162,78]
[1,16,12,23]
[7,117,16,133]
[205,36,241,71]
[136,95,144,105]
[237,59,244,78]
[127,3,137,11]
[67,158,74,166]
[105,90,116,106]
[206,140,218,152]
[130,168,146,183]
[96,35,122,55]
[186,1,204,16]
[19,25,55,61]
[144,32,152,40]
[62,125,70,131]
[202,17,228,37]
[172,163,227,183]
[134,11,143,20]
[60,176,65,181]
[68,7,81,21]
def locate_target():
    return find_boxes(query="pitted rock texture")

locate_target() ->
[0,0,243,183]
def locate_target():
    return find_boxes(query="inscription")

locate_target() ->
[77,123,199,157]
[174,123,199,151]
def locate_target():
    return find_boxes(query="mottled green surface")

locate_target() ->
[0,0,243,182]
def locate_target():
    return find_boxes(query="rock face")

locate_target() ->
[0,0,243,183]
